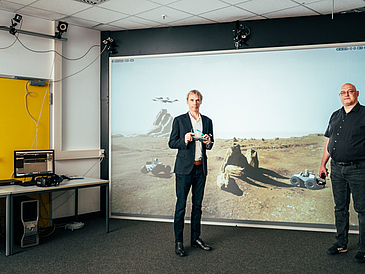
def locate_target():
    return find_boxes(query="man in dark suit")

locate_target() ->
[168,89,214,257]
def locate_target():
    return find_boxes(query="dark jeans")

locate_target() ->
[330,160,365,252]
[174,164,206,244]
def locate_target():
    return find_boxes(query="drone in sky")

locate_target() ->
[152,97,178,104]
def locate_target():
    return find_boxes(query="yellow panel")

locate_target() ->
[0,78,50,179]
[0,78,50,227]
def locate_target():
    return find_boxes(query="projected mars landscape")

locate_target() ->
[109,44,364,228]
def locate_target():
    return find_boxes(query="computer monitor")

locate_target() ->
[14,150,54,180]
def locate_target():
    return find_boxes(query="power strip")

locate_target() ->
[65,221,84,231]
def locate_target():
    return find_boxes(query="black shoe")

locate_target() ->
[354,251,365,263]
[326,243,347,255]
[175,242,186,257]
[191,238,212,251]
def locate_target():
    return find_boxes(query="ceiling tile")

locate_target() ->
[92,23,122,31]
[60,15,101,28]
[170,15,215,26]
[136,6,192,23]
[111,16,159,29]
[240,15,266,21]
[3,0,37,5]
[304,0,365,14]
[16,5,66,21]
[148,0,180,5]
[0,1,25,12]
[98,0,160,15]
[168,0,230,15]
[236,0,299,15]
[72,6,129,24]
[200,6,256,22]
[30,0,90,16]
[265,5,319,19]
[219,0,251,5]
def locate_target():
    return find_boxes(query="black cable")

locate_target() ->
[51,44,108,83]
[51,191,75,213]
[0,20,23,50]
[15,35,101,61]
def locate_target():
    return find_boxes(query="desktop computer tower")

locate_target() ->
[14,197,39,248]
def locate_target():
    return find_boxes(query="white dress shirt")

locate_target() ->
[189,112,203,161]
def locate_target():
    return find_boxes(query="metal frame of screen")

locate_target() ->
[109,41,365,233]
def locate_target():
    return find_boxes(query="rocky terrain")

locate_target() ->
[110,134,359,228]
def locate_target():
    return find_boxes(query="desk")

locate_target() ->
[1,177,109,256]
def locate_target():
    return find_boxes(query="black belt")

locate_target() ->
[335,160,365,166]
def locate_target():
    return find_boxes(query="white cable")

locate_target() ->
[24,81,38,148]
[25,80,51,150]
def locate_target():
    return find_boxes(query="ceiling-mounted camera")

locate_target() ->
[9,14,22,35]
[55,21,68,39]
[103,37,117,54]
[233,21,250,49]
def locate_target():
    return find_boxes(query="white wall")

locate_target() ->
[0,10,54,78]
[0,10,102,218]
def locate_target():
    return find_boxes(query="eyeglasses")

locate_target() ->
[339,90,356,96]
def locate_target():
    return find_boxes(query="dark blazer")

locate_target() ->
[168,112,214,176]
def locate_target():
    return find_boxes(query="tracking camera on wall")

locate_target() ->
[233,20,250,49]
[9,14,22,35]
[55,21,68,39]
[103,36,118,54]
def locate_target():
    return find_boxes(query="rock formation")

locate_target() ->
[245,148,259,168]
[145,109,173,138]
[219,143,248,173]
[217,142,259,190]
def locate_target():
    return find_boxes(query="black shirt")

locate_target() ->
[325,103,365,162]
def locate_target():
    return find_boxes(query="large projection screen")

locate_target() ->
[110,42,365,231]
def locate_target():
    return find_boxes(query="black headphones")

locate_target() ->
[36,174,68,187]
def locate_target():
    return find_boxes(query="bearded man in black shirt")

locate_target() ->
[319,83,365,263]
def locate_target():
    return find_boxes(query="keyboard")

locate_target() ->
[0,179,21,185]
[19,181,37,186]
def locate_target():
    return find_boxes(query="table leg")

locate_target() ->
[75,189,78,222]
[5,195,13,256]
[106,184,109,233]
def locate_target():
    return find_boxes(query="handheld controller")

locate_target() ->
[317,172,326,185]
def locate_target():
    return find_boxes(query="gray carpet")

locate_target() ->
[1,218,364,273]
